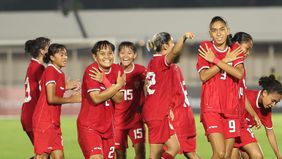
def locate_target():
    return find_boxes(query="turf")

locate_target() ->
[0,114,281,158]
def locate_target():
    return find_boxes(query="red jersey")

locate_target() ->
[196,41,244,118]
[77,63,124,138]
[239,68,247,125]
[32,64,65,131]
[114,64,146,129]
[171,64,196,137]
[21,58,45,131]
[143,54,174,121]
[244,90,272,129]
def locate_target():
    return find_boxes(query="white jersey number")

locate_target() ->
[23,77,32,103]
[133,128,143,139]
[108,146,115,158]
[123,89,133,101]
[146,72,156,95]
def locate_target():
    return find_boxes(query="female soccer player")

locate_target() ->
[77,40,125,159]
[144,32,195,159]
[32,43,81,159]
[114,41,146,159]
[228,32,264,159]
[235,75,282,159]
[21,37,50,147]
[197,16,245,159]
[170,56,202,159]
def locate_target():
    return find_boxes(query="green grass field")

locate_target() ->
[0,114,281,159]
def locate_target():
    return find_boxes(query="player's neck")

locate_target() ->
[213,42,228,51]
[122,63,134,73]
[36,56,44,64]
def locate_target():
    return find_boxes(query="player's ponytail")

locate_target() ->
[259,75,282,95]
[24,37,50,58]
[146,32,172,54]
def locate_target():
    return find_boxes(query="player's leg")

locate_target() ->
[181,136,201,159]
[231,148,241,159]
[128,125,146,159]
[202,112,226,159]
[115,128,128,159]
[224,118,241,159]
[50,127,64,159]
[241,143,263,159]
[208,133,226,159]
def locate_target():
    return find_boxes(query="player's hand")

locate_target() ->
[198,43,216,63]
[254,115,262,129]
[116,71,126,89]
[222,46,243,63]
[183,32,195,41]
[66,78,81,91]
[89,67,104,83]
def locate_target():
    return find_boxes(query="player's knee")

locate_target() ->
[213,151,225,159]
[250,151,263,159]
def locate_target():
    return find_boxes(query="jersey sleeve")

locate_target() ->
[196,42,210,72]
[261,110,273,129]
[45,68,58,86]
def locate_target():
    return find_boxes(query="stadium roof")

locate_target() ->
[0,7,282,45]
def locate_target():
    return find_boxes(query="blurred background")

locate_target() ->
[1,0,282,115]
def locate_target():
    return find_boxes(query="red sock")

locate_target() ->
[161,152,174,159]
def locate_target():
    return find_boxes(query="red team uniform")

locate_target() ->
[32,64,65,154]
[171,64,197,153]
[143,54,175,143]
[235,90,272,148]
[21,58,45,143]
[77,63,123,159]
[114,64,146,150]
[196,41,244,138]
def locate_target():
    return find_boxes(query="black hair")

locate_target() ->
[146,32,172,53]
[231,32,253,44]
[118,41,137,53]
[259,75,282,95]
[91,40,115,55]
[209,16,232,46]
[24,37,50,58]
[43,43,67,64]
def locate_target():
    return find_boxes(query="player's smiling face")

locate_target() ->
[51,48,68,68]
[118,47,136,67]
[94,46,114,70]
[261,90,282,109]
[209,21,229,47]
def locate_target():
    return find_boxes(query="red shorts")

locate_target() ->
[223,117,241,139]
[114,124,145,150]
[234,127,257,148]
[77,126,115,159]
[178,135,196,153]
[202,112,240,138]
[146,117,175,144]
[33,126,63,155]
